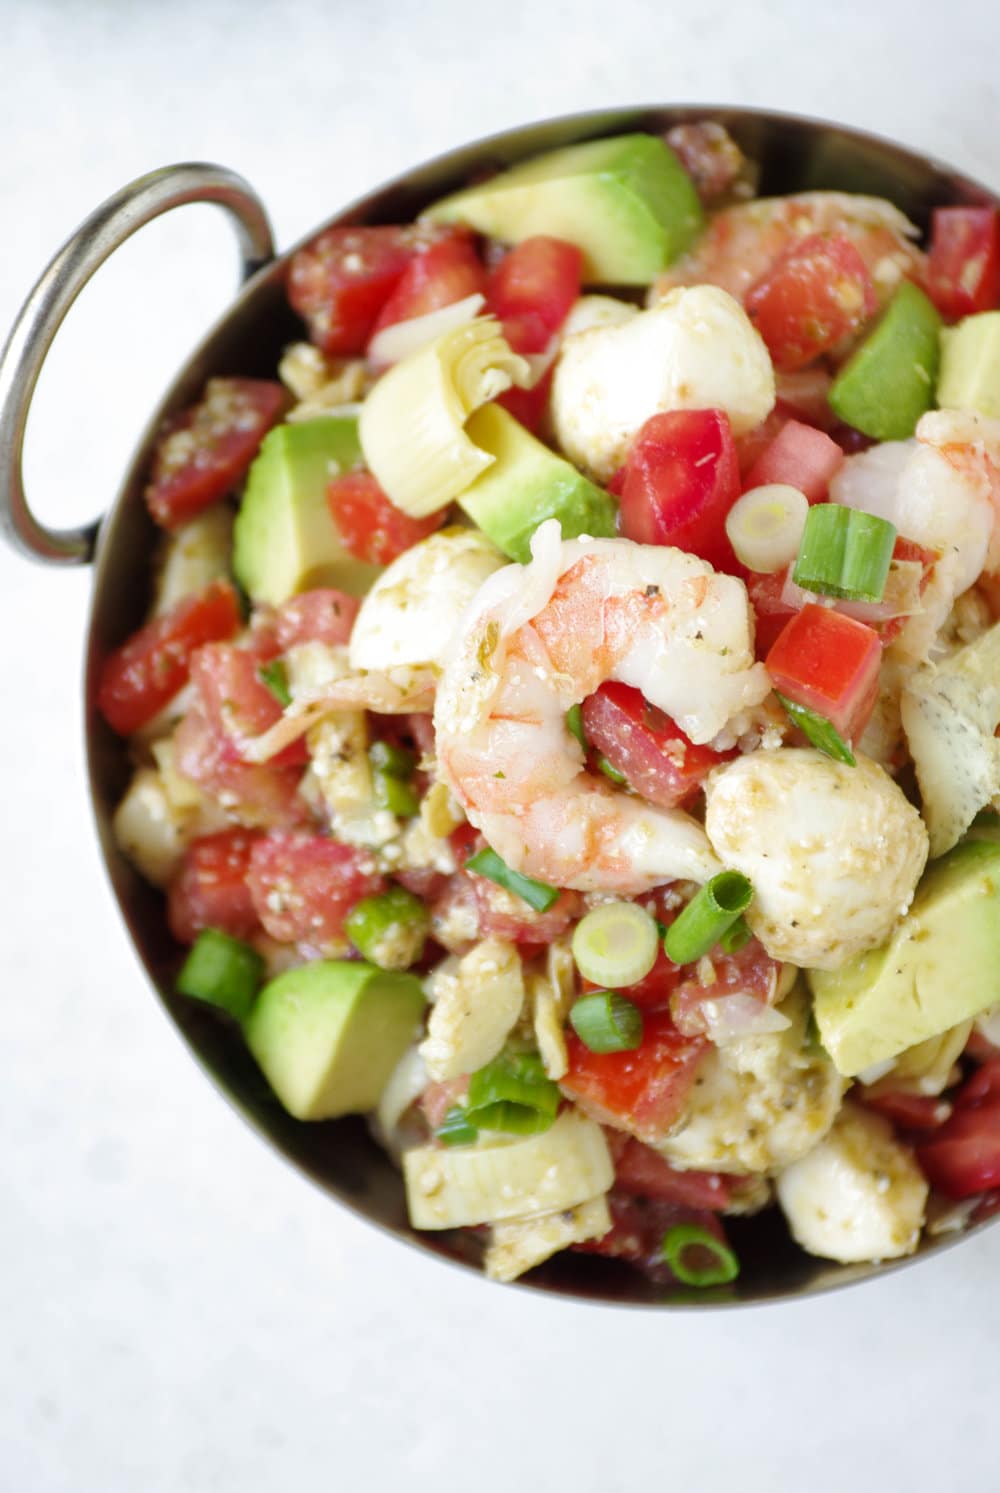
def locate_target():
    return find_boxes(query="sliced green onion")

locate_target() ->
[660,1224,740,1287]
[718,916,752,955]
[435,1105,479,1147]
[569,991,644,1053]
[566,703,587,748]
[374,769,420,817]
[775,692,856,766]
[725,483,809,574]
[176,927,264,1022]
[663,872,753,965]
[571,901,659,988]
[345,886,430,969]
[465,846,559,912]
[792,503,896,603]
[596,753,627,785]
[368,740,418,778]
[466,1050,560,1135]
[258,659,291,708]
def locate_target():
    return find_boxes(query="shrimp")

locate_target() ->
[433,521,770,895]
[917,410,1000,563]
[653,191,924,306]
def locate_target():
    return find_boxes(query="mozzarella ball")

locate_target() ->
[776,1102,928,1262]
[349,527,505,673]
[704,749,928,970]
[551,285,775,482]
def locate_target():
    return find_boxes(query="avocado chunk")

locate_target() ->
[233,417,382,605]
[937,310,1000,418]
[244,959,425,1120]
[423,133,703,286]
[828,280,942,440]
[810,838,1000,1076]
[458,403,617,561]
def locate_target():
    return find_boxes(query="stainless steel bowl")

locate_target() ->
[3,105,997,1306]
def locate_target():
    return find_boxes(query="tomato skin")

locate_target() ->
[145,379,286,529]
[608,1133,734,1210]
[327,470,446,566]
[486,236,583,354]
[745,233,878,370]
[765,603,882,742]
[246,832,385,946]
[580,682,733,809]
[926,207,1000,320]
[561,1009,707,1144]
[167,829,262,945]
[96,580,241,737]
[288,225,429,355]
[743,418,844,503]
[616,409,742,572]
[274,589,359,650]
[370,232,486,340]
[916,1099,1000,1199]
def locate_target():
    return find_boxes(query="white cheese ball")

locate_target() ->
[704,749,929,970]
[656,982,845,1175]
[349,527,505,673]
[550,285,775,482]
[776,1102,928,1262]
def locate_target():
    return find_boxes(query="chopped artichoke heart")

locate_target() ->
[485,1195,612,1282]
[403,1109,614,1229]
[359,317,530,519]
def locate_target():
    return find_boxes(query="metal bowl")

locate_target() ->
[2,105,997,1306]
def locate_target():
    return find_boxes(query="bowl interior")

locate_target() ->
[85,105,1000,1306]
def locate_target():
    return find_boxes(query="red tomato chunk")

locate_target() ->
[609,1133,734,1210]
[173,705,309,830]
[274,588,360,650]
[486,236,583,354]
[96,579,241,736]
[561,1010,707,1145]
[766,603,882,742]
[917,1061,1000,1199]
[247,833,385,946]
[168,829,262,944]
[371,232,486,340]
[744,233,877,370]
[145,379,286,529]
[575,1194,727,1283]
[742,418,844,504]
[926,206,1000,320]
[327,470,446,566]
[189,644,306,768]
[581,682,732,808]
[616,409,742,572]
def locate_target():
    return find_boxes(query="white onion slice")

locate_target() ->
[700,994,791,1044]
[367,292,485,367]
[726,484,809,574]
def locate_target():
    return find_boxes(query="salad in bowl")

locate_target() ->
[66,116,1000,1294]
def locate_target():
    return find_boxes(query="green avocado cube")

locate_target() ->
[810,838,1000,1076]
[458,403,617,562]
[244,960,425,1120]
[937,310,1000,418]
[828,280,942,440]
[233,417,382,605]
[423,132,703,285]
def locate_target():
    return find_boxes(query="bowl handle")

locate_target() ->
[0,163,275,566]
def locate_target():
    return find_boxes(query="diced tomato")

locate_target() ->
[745,567,798,658]
[773,366,836,428]
[965,1026,1000,1063]
[957,1056,1000,1108]
[274,589,360,650]
[670,939,780,1037]
[145,379,286,529]
[594,946,681,1012]
[608,1132,733,1209]
[575,1194,727,1282]
[926,206,1000,320]
[96,579,241,736]
[580,682,733,809]
[370,232,486,340]
[862,1090,952,1133]
[765,603,882,742]
[288,224,448,355]
[486,236,583,354]
[167,829,262,945]
[497,365,554,434]
[744,233,878,370]
[743,418,844,504]
[420,1077,469,1130]
[428,871,481,951]
[561,1010,707,1144]
[616,409,742,571]
[172,706,309,829]
[469,876,582,945]
[735,405,788,477]
[189,643,306,768]
[327,470,446,566]
[246,832,385,946]
[917,1099,1000,1199]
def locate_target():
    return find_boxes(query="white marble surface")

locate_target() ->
[2,2,1000,1488]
